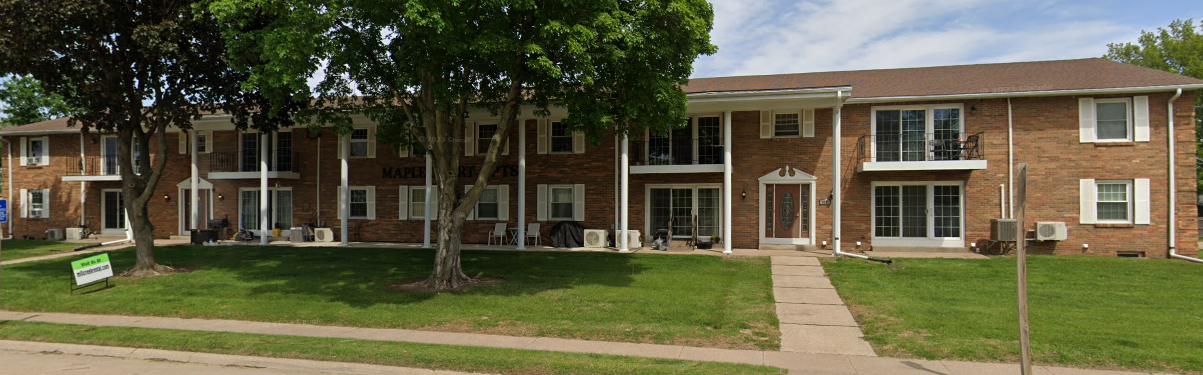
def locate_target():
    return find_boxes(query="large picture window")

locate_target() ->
[873,183,961,242]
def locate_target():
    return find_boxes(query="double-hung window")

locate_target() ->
[1094,99,1130,141]
[22,136,49,166]
[23,188,50,218]
[476,186,500,220]
[477,123,497,155]
[336,186,376,220]
[774,113,800,137]
[350,128,370,157]
[549,186,574,220]
[410,187,428,219]
[1095,181,1131,223]
[550,122,573,153]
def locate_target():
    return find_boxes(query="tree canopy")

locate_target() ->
[0,75,76,127]
[208,0,716,288]
[1105,19,1203,189]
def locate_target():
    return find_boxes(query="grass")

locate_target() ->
[822,256,1203,374]
[0,245,779,350]
[0,321,785,375]
[0,240,82,261]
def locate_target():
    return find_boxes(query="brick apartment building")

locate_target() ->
[1,58,1200,258]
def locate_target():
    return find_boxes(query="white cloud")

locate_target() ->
[693,0,1156,77]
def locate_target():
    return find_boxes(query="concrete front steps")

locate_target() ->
[868,246,971,253]
[758,243,819,252]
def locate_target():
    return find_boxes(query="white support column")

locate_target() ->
[423,154,432,248]
[260,133,269,245]
[722,111,733,254]
[517,119,527,249]
[79,134,86,227]
[619,135,629,252]
[340,134,350,246]
[190,130,199,230]
[832,101,843,255]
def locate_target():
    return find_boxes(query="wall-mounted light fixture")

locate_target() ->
[741,189,747,200]
[855,241,862,247]
[970,106,978,115]
[217,193,224,201]
[163,194,171,202]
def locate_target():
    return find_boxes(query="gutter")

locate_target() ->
[845,84,1203,104]
[829,90,892,264]
[1167,88,1203,263]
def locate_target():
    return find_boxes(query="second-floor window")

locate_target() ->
[1095,99,1130,141]
[477,123,497,155]
[350,128,370,157]
[647,116,722,165]
[22,136,48,166]
[774,113,800,137]
[551,122,573,153]
[241,132,260,171]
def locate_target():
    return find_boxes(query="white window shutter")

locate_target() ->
[498,185,510,221]
[397,144,410,158]
[178,132,188,154]
[1079,98,1095,143]
[201,131,213,153]
[760,111,772,139]
[40,137,49,166]
[19,188,27,218]
[465,123,476,156]
[1079,179,1096,224]
[537,119,549,154]
[398,186,409,220]
[41,189,49,218]
[573,130,585,154]
[802,108,815,137]
[1134,96,1150,142]
[366,126,377,158]
[464,185,475,220]
[573,184,585,222]
[19,137,27,166]
[366,186,376,220]
[429,189,439,221]
[1135,178,1150,224]
[536,184,548,221]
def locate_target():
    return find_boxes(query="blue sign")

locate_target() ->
[0,199,7,223]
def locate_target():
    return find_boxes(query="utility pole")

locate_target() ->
[1015,163,1032,374]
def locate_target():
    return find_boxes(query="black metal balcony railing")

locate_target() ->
[856,132,983,163]
[66,155,146,176]
[632,139,724,166]
[209,151,298,173]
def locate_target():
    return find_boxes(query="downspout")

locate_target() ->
[830,91,891,264]
[2,137,11,238]
[1167,88,1203,263]
[80,133,86,226]
[1008,98,1015,219]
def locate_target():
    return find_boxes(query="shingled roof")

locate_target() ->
[683,58,1203,98]
[4,58,1202,135]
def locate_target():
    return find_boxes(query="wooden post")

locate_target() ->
[1016,163,1032,374]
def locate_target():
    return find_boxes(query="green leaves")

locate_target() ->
[0,75,77,127]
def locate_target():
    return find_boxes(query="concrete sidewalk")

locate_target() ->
[0,340,481,375]
[772,256,875,356]
[0,311,1161,375]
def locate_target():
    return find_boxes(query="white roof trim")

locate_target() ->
[176,177,214,190]
[846,84,1203,103]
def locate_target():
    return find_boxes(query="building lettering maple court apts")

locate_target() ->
[2,58,1200,258]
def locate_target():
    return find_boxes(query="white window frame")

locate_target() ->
[22,188,50,219]
[869,104,965,161]
[1093,98,1132,142]
[870,181,964,247]
[408,186,431,220]
[22,136,49,166]
[349,128,370,158]
[644,114,724,165]
[773,112,801,138]
[1094,180,1133,223]
[347,186,375,220]
[548,185,575,221]
[475,185,501,220]
[196,131,211,153]
[642,184,724,240]
[237,187,294,232]
[549,121,574,154]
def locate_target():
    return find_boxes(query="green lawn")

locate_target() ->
[0,321,784,375]
[0,240,82,261]
[0,245,779,350]
[823,256,1203,374]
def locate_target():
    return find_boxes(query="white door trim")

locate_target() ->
[758,167,817,246]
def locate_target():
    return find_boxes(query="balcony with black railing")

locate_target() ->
[63,155,145,181]
[855,132,987,172]
[630,139,725,174]
[208,151,300,179]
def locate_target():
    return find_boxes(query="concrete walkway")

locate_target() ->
[771,256,875,356]
[0,340,482,375]
[0,311,1160,375]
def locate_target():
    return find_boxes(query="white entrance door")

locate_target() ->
[178,188,212,235]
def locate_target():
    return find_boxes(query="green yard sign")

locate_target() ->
[71,253,113,286]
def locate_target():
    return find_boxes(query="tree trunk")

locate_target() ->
[125,192,171,276]
[424,176,473,289]
[116,124,172,277]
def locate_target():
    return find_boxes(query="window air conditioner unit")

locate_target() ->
[1035,222,1067,241]
[990,219,1018,242]
[313,228,335,242]
[583,229,608,248]
[46,229,65,241]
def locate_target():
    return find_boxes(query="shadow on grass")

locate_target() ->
[7,244,644,308]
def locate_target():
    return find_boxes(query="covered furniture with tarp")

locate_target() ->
[550,221,585,248]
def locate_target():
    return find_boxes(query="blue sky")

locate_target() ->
[693,0,1203,78]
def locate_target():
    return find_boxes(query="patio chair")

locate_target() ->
[960,134,981,160]
[525,223,541,247]
[488,223,507,246]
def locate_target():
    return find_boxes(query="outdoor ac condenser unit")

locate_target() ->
[1035,222,1068,241]
[583,229,608,248]
[313,228,334,242]
[46,229,65,241]
[66,227,85,241]
[990,219,1018,242]
[625,230,642,249]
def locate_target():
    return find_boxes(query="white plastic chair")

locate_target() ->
[488,223,507,246]
[525,223,541,246]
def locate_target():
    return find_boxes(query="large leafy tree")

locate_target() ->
[208,0,716,289]
[1105,19,1203,189]
[0,75,76,127]
[0,0,292,276]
